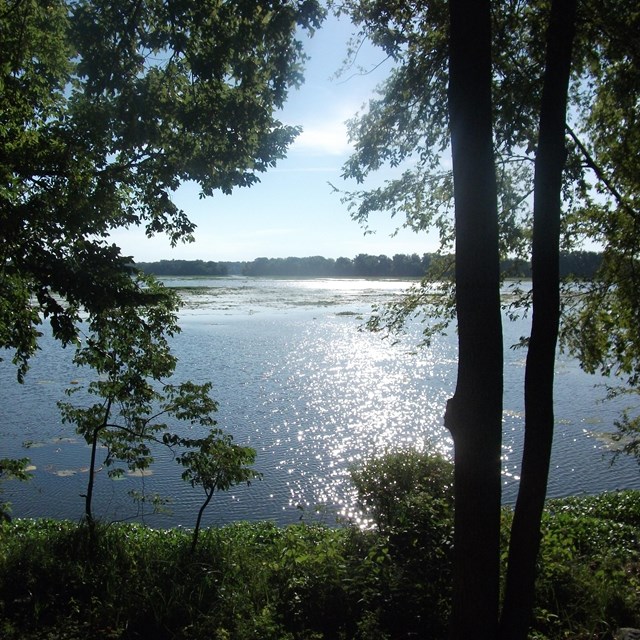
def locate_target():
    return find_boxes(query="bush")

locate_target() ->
[349,449,455,638]
[531,492,640,638]
[350,448,454,534]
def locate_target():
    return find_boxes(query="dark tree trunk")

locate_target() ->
[84,399,112,527]
[446,1,503,637]
[499,1,577,637]
[85,426,99,525]
[190,484,216,554]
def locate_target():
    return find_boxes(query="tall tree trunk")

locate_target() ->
[499,1,577,637]
[446,1,503,637]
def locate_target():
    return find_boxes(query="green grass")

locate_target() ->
[0,453,638,639]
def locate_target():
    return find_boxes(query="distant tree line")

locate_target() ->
[135,259,236,277]
[135,251,603,280]
[242,254,434,277]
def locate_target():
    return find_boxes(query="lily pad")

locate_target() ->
[22,440,46,449]
[127,469,153,477]
[54,469,77,477]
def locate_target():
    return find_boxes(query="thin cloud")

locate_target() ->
[292,121,353,156]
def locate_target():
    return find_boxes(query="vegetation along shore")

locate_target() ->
[1,451,639,640]
[134,251,604,280]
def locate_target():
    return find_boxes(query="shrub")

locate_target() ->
[532,492,640,638]
[350,448,454,534]
[349,449,455,638]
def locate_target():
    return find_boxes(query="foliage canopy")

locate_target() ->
[332,0,640,434]
[0,0,323,379]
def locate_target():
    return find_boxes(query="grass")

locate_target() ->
[0,452,638,639]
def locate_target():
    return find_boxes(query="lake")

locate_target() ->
[2,277,639,528]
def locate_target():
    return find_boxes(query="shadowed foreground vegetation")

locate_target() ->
[0,452,638,640]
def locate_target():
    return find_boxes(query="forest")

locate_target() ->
[136,250,603,280]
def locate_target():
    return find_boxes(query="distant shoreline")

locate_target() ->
[135,250,602,280]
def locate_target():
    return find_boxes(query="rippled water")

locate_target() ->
[2,277,639,528]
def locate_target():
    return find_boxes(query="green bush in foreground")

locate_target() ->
[0,452,638,639]
[349,450,454,638]
[531,492,640,639]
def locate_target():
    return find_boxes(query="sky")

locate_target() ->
[110,14,441,264]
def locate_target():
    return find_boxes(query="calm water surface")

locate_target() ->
[2,277,639,528]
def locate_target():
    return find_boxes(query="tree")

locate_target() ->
[500,1,577,636]
[0,0,324,379]
[58,275,258,529]
[331,0,633,636]
[445,1,503,635]
[175,431,261,553]
[333,0,637,340]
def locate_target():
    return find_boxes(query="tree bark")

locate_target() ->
[190,485,215,554]
[446,1,503,637]
[85,399,112,526]
[85,426,99,525]
[499,1,577,637]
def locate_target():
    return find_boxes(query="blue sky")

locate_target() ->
[110,14,441,263]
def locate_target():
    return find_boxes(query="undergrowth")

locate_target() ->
[0,451,638,639]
